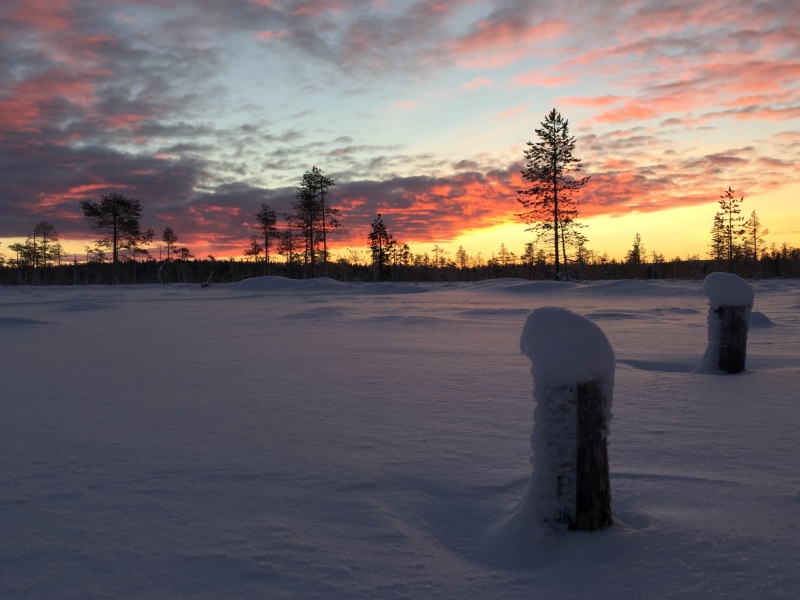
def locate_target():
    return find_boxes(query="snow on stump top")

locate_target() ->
[698,273,753,374]
[703,272,754,310]
[519,307,614,531]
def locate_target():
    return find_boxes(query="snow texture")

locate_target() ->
[698,273,753,373]
[703,272,754,309]
[2,278,800,598]
[517,307,614,527]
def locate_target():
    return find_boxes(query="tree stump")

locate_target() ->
[520,307,614,532]
[715,305,749,374]
[699,273,753,374]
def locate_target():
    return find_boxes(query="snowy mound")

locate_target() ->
[703,273,754,309]
[361,282,429,294]
[232,276,346,293]
[573,279,701,298]
[520,307,615,395]
[470,279,577,295]
[749,311,773,328]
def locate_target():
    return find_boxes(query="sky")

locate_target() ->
[1,0,799,263]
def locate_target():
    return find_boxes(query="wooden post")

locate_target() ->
[520,307,615,532]
[699,273,753,374]
[715,305,749,374]
[574,381,612,530]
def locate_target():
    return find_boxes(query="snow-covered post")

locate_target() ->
[519,307,614,531]
[700,273,753,374]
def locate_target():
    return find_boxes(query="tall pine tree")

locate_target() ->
[517,108,589,280]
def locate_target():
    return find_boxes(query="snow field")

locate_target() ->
[1,278,799,599]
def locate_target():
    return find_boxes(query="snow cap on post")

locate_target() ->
[520,306,615,397]
[703,272,754,310]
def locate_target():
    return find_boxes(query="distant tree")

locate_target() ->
[32,221,58,284]
[244,236,263,277]
[162,227,178,261]
[498,243,511,268]
[254,204,277,276]
[175,247,193,283]
[743,210,768,278]
[79,192,150,285]
[522,242,535,280]
[277,227,301,278]
[517,109,589,280]
[455,245,469,270]
[717,187,745,273]
[626,233,645,278]
[287,166,338,278]
[709,212,726,270]
[368,213,395,282]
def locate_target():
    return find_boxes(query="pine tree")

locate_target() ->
[79,193,150,285]
[32,221,57,285]
[709,212,725,270]
[254,204,277,276]
[244,236,263,277]
[290,166,337,279]
[743,210,768,278]
[368,213,394,282]
[455,245,469,270]
[718,187,745,273]
[517,108,590,280]
[626,233,645,278]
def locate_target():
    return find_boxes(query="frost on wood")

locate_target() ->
[698,273,753,374]
[519,307,614,531]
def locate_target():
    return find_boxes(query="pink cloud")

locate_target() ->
[253,30,291,41]
[462,76,494,90]
[394,100,420,109]
[496,104,529,120]
[512,71,574,88]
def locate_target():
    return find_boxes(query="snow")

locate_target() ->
[515,307,614,529]
[519,306,615,399]
[703,272,754,309]
[2,278,800,598]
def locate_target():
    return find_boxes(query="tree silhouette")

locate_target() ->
[162,228,178,261]
[743,210,768,277]
[368,213,394,282]
[254,204,277,276]
[717,187,745,273]
[79,193,150,284]
[517,108,589,280]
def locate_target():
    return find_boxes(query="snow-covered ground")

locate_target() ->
[2,277,799,599]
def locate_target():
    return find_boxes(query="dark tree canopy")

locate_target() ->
[517,108,589,280]
[79,192,151,285]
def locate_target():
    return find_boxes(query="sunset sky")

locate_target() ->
[1,0,799,262]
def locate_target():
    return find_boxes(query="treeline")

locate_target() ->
[3,237,800,286]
